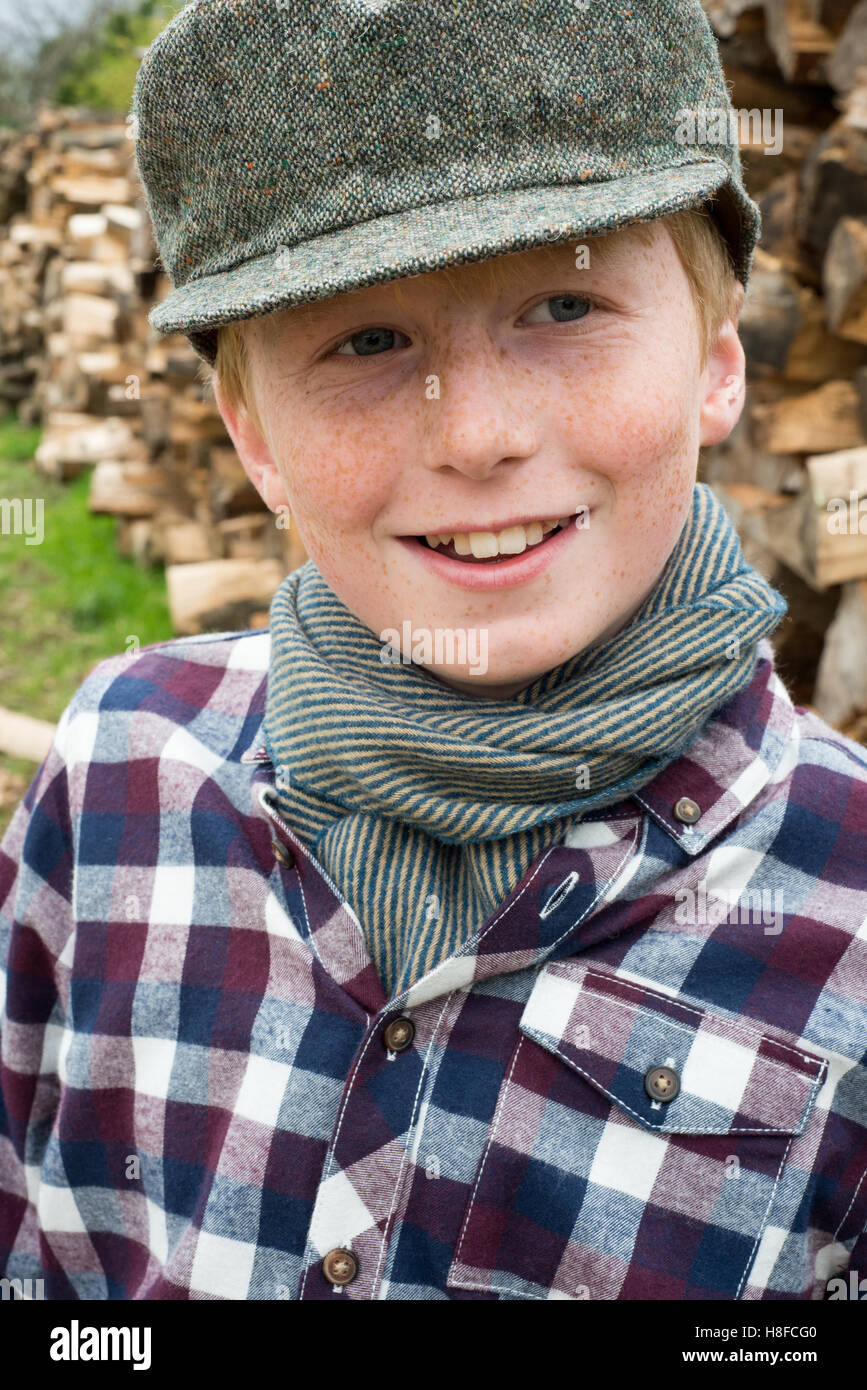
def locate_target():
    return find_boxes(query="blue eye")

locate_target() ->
[525,295,593,324]
[334,327,410,357]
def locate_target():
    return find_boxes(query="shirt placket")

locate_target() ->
[272,811,645,1300]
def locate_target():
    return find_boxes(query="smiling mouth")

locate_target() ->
[415,515,576,563]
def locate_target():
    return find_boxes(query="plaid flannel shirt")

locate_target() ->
[1,629,866,1302]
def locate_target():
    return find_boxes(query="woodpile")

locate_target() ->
[0,3,866,739]
[0,105,307,637]
[698,0,867,740]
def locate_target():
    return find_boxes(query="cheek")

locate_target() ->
[575,364,698,498]
[569,370,699,578]
[278,423,400,540]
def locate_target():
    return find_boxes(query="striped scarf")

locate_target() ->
[263,483,787,999]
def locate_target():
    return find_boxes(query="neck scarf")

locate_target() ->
[263,483,787,999]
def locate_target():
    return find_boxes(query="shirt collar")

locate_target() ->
[626,638,794,856]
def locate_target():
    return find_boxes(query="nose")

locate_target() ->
[418,331,538,481]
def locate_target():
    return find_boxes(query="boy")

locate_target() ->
[1,0,866,1302]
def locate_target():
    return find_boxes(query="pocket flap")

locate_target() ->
[519,961,827,1135]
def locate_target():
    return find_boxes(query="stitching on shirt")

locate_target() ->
[259,787,371,960]
[397,820,642,1005]
[299,1019,386,1298]
[450,1036,810,1299]
[518,1032,805,1134]
[576,969,826,1072]
[260,786,348,973]
[631,791,702,844]
[287,861,326,973]
[370,991,457,1299]
[533,987,820,1094]
[735,1132,796,1300]
[833,1162,867,1240]
[389,851,557,1004]
[452,1033,527,1269]
[548,825,641,952]
[538,870,580,919]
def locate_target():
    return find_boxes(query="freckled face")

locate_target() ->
[240,224,725,698]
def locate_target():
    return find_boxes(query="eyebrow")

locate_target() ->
[268,226,644,340]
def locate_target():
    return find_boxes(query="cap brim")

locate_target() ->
[149,158,747,366]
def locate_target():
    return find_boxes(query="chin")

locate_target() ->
[427,654,564,699]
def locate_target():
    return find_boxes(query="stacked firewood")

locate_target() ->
[698,0,867,737]
[0,106,307,637]
[0,2,866,737]
[0,120,46,413]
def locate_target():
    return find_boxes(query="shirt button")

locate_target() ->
[673,796,701,825]
[382,1016,415,1052]
[321,1247,358,1285]
[270,838,296,869]
[645,1064,681,1102]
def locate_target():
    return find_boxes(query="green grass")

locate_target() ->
[0,411,173,834]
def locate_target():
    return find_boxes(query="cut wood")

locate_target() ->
[166,558,286,635]
[813,580,867,725]
[89,460,183,517]
[823,215,867,341]
[805,444,867,502]
[716,477,867,588]
[763,0,835,83]
[0,706,56,763]
[35,415,148,478]
[751,379,867,453]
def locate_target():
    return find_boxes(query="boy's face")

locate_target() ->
[215,221,745,698]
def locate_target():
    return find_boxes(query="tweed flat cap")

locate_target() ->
[132,0,761,367]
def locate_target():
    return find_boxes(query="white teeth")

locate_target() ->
[497,526,528,555]
[469,532,498,559]
[424,516,569,557]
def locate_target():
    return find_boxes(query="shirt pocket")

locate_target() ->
[446,960,828,1301]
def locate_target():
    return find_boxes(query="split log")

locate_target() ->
[813,580,867,725]
[741,246,867,379]
[0,706,56,763]
[763,0,836,84]
[89,460,186,518]
[823,215,867,341]
[218,513,270,559]
[165,558,286,636]
[751,379,866,453]
[716,464,867,588]
[35,414,148,479]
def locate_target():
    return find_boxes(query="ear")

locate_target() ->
[698,280,747,449]
[212,372,290,514]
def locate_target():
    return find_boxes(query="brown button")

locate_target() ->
[270,838,296,869]
[382,1016,415,1052]
[321,1247,358,1285]
[645,1064,681,1102]
[673,796,701,825]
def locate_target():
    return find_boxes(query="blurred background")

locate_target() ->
[1,0,867,834]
